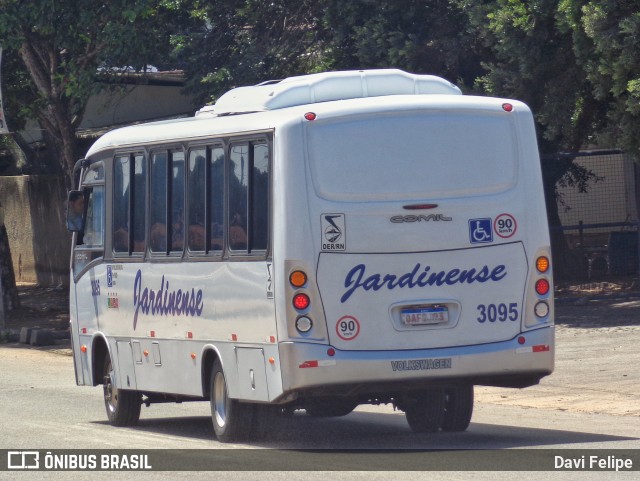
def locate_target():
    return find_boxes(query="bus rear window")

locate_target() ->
[307,111,518,202]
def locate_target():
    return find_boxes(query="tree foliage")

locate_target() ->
[559,1,640,157]
[320,0,485,89]
[171,0,328,105]
[0,0,192,185]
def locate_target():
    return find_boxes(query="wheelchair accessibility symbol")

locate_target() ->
[469,218,493,244]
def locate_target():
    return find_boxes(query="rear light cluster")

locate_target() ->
[290,270,313,333]
[534,256,551,318]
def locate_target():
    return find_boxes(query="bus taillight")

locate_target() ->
[293,293,310,310]
[535,278,550,296]
[289,270,308,288]
[536,256,550,273]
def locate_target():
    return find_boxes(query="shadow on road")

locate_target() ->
[93,409,638,450]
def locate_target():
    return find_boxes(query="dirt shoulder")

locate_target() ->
[3,284,640,417]
[477,291,640,416]
[2,284,69,334]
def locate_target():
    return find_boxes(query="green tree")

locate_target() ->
[174,0,328,105]
[559,1,640,157]
[456,0,605,278]
[320,0,484,89]
[0,0,191,186]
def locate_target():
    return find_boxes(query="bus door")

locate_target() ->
[68,162,109,386]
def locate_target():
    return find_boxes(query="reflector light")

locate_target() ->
[502,103,513,112]
[80,345,87,353]
[403,204,439,210]
[327,348,336,357]
[536,256,550,273]
[190,353,196,360]
[289,270,308,288]
[296,316,313,333]
[534,301,550,318]
[299,360,319,368]
[535,279,550,296]
[518,336,526,345]
[304,112,317,121]
[293,293,310,310]
[269,357,275,364]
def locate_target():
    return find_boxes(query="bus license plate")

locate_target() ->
[401,305,448,325]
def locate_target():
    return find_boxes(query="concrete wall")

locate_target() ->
[20,83,197,145]
[557,151,638,230]
[0,175,70,286]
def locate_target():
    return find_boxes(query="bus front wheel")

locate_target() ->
[210,359,252,442]
[404,388,446,433]
[102,356,141,427]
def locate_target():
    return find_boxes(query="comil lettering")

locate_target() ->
[133,269,204,329]
[340,263,507,303]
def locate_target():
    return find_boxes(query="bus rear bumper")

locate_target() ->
[278,326,554,397]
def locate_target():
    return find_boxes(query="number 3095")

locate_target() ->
[477,303,518,323]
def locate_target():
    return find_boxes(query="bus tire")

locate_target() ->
[305,397,358,417]
[210,359,252,442]
[404,388,446,433]
[103,355,141,427]
[442,385,474,432]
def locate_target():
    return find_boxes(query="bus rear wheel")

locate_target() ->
[442,385,474,432]
[102,355,141,427]
[404,388,446,433]
[210,359,252,442]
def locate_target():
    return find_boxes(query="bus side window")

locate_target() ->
[229,144,249,251]
[113,156,129,253]
[113,154,146,254]
[132,154,147,253]
[188,150,206,252]
[170,151,185,252]
[228,141,269,253]
[251,142,269,251]
[83,186,104,248]
[210,147,225,252]
[150,152,168,253]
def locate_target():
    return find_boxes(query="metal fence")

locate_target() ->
[550,150,639,284]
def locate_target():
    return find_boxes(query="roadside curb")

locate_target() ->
[0,327,71,347]
[555,293,640,305]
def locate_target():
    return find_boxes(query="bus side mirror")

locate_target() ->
[66,190,85,232]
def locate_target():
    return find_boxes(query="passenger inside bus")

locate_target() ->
[229,212,247,250]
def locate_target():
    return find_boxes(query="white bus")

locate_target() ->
[67,69,554,441]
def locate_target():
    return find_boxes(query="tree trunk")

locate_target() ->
[0,222,20,327]
[19,39,80,189]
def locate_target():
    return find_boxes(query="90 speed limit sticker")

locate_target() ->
[494,213,517,238]
[336,315,360,341]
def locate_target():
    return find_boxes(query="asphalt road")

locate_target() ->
[0,322,639,481]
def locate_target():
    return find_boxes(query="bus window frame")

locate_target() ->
[112,151,147,259]
[148,146,186,259]
[106,133,273,266]
[186,142,226,259]
[227,136,271,259]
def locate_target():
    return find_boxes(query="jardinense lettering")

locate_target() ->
[132,269,204,329]
[340,263,507,303]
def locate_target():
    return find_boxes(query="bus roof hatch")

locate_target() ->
[196,69,462,117]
